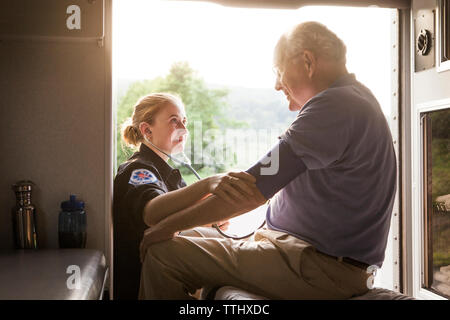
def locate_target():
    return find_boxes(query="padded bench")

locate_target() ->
[0,249,108,300]
[207,286,415,300]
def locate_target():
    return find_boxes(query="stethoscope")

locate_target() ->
[145,138,201,180]
[145,137,266,240]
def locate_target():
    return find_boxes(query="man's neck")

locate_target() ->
[314,64,348,94]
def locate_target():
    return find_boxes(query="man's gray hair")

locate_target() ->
[274,21,347,67]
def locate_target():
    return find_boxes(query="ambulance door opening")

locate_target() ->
[112,0,399,290]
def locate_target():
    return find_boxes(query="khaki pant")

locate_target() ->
[138,227,370,300]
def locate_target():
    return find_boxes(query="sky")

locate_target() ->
[113,0,394,115]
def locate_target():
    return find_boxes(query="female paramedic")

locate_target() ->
[112,92,256,299]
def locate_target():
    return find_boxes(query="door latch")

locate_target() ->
[417,29,432,55]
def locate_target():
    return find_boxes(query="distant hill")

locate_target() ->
[217,84,296,132]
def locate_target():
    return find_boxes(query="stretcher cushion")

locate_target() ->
[0,249,107,300]
[211,286,415,300]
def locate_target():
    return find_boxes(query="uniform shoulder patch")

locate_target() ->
[128,169,158,185]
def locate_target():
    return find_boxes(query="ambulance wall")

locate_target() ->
[401,0,450,296]
[412,0,450,105]
[0,1,112,260]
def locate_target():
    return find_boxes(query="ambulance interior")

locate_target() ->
[0,0,449,301]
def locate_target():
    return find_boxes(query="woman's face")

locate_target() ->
[148,102,188,155]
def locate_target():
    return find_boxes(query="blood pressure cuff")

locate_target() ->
[246,139,307,199]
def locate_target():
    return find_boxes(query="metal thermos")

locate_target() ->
[12,181,38,249]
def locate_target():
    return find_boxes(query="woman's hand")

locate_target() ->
[139,225,177,263]
[205,171,256,204]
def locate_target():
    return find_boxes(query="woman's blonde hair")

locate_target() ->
[121,92,183,147]
[274,21,347,68]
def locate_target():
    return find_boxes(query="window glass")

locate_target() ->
[445,0,450,60]
[423,108,450,298]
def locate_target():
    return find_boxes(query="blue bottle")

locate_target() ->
[58,195,87,248]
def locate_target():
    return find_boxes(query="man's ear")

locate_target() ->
[302,50,316,78]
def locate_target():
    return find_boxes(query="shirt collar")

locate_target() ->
[295,73,357,117]
[329,72,357,88]
[139,143,175,180]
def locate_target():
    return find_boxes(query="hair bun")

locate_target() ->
[121,118,142,147]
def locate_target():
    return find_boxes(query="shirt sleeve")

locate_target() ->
[246,139,307,199]
[280,93,350,170]
[120,167,167,223]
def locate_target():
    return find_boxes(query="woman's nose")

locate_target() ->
[176,123,188,136]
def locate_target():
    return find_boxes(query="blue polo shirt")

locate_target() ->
[247,73,397,268]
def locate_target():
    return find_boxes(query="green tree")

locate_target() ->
[115,62,246,179]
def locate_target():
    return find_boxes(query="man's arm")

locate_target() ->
[152,140,305,231]
[139,186,266,260]
[143,172,256,226]
[245,139,307,199]
[161,190,264,232]
[140,139,308,260]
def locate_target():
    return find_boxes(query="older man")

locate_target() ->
[138,21,397,300]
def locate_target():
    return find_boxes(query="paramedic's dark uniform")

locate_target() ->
[113,143,186,300]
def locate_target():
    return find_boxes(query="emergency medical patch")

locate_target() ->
[129,169,158,185]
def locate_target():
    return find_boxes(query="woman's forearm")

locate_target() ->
[157,195,243,232]
[156,187,266,234]
[138,186,266,260]
[143,177,211,226]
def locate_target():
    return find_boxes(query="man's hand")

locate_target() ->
[139,225,177,263]
[228,173,268,212]
[206,171,256,204]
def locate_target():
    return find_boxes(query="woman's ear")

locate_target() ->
[139,122,152,139]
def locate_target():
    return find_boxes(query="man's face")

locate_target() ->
[274,53,314,112]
